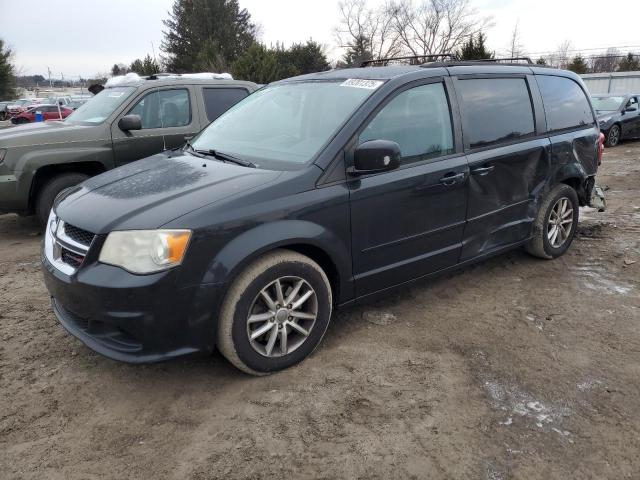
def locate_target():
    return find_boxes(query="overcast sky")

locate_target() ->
[2,0,639,79]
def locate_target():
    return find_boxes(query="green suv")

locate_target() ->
[0,74,257,225]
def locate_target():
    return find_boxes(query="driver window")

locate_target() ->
[627,97,639,109]
[127,89,191,129]
[359,83,454,164]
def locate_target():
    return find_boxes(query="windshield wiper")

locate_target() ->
[209,149,257,168]
[183,142,207,158]
[184,143,256,168]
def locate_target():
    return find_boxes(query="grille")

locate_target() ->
[61,248,85,268]
[64,223,95,247]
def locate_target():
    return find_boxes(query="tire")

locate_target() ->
[605,124,621,147]
[525,184,579,259]
[35,173,89,227]
[217,249,333,375]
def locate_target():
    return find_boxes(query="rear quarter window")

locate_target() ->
[457,78,535,149]
[537,75,595,132]
[203,88,249,122]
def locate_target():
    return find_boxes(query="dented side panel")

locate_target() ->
[460,138,551,261]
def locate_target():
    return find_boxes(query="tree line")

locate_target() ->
[2,0,640,99]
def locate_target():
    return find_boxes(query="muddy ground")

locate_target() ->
[1,142,639,480]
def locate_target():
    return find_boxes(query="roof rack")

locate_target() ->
[467,57,534,64]
[361,54,455,67]
[361,55,536,68]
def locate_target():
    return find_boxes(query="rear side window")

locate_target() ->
[203,88,249,122]
[537,76,594,131]
[457,78,535,149]
[359,83,454,163]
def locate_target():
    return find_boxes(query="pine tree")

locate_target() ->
[536,57,547,65]
[0,39,16,100]
[567,55,588,74]
[618,53,640,72]
[161,0,257,73]
[456,33,493,61]
[129,59,144,74]
[142,54,160,75]
[231,43,283,83]
[338,35,373,68]
[278,40,330,76]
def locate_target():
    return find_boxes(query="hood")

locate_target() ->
[55,152,281,233]
[0,120,103,148]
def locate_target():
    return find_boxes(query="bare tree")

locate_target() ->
[547,40,572,69]
[590,47,621,73]
[386,0,492,57]
[334,0,403,61]
[506,20,524,58]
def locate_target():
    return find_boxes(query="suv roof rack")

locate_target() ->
[360,54,455,67]
[361,55,536,68]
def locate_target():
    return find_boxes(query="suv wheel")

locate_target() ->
[526,184,579,259]
[217,249,332,375]
[605,124,621,147]
[35,173,89,227]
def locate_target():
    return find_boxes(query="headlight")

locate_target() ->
[0,149,6,164]
[99,229,192,274]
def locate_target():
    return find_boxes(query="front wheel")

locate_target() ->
[605,124,621,147]
[35,173,89,227]
[217,250,333,375]
[525,184,579,259]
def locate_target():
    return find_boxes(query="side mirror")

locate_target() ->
[118,114,142,131]
[625,105,638,113]
[348,140,401,176]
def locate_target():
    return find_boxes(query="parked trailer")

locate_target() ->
[581,71,640,94]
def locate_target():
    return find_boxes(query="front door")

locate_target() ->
[111,87,199,166]
[621,96,640,138]
[454,76,550,261]
[349,80,468,297]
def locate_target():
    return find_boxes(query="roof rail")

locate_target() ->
[361,54,455,67]
[464,57,534,64]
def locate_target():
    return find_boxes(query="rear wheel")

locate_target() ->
[35,173,89,227]
[217,249,332,375]
[525,184,579,259]
[605,124,621,147]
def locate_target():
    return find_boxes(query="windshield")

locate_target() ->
[592,96,625,112]
[191,81,380,168]
[65,86,136,124]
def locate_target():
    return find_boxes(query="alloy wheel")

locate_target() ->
[547,197,574,248]
[609,126,620,146]
[246,276,318,357]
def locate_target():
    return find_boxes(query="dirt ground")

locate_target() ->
[1,142,639,480]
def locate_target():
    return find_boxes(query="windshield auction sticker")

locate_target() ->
[340,79,384,89]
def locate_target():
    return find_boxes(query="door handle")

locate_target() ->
[439,172,465,186]
[471,165,495,176]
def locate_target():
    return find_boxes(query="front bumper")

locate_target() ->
[42,250,226,363]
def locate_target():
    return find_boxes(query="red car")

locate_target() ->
[11,104,73,124]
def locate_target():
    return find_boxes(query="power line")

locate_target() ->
[525,44,640,57]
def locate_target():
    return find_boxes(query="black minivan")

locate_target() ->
[43,60,604,375]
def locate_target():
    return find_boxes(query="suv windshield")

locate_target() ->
[191,81,380,168]
[66,87,136,124]
[592,96,625,112]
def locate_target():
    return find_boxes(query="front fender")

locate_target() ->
[203,220,354,304]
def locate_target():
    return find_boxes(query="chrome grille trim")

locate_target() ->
[44,212,91,275]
